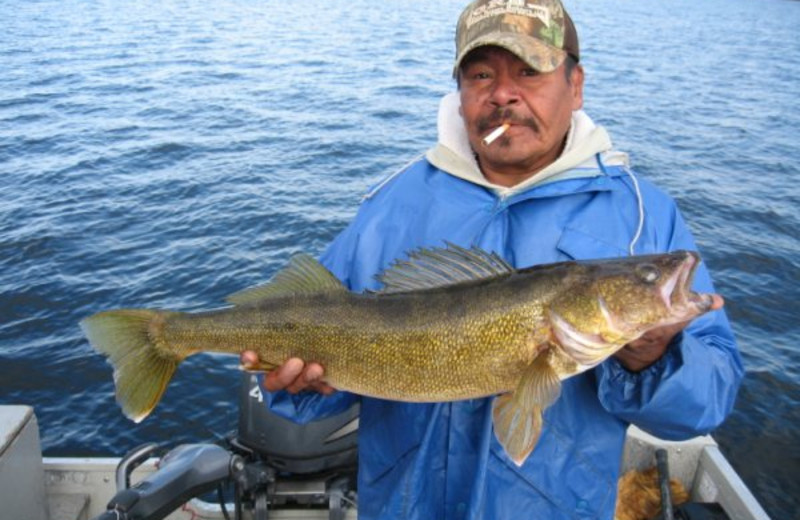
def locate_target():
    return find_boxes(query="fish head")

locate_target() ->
[548,250,716,368]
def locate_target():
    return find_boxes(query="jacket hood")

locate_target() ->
[425,92,629,197]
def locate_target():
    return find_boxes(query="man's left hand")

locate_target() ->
[614,294,724,372]
[614,321,688,372]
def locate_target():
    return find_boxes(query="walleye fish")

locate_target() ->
[81,244,717,465]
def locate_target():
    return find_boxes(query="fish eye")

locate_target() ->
[636,264,661,284]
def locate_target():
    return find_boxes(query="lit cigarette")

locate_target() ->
[482,123,510,146]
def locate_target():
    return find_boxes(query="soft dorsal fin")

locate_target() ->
[226,254,345,305]
[376,242,514,294]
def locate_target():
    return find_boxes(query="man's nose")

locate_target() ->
[489,73,520,106]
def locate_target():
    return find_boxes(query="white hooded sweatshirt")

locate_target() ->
[425,92,629,198]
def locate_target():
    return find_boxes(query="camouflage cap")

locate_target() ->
[454,0,580,76]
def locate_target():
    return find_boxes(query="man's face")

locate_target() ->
[458,46,584,186]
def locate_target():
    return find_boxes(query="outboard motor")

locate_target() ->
[94,372,359,520]
[230,372,359,518]
[236,372,359,474]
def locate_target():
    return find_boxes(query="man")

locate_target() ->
[244,0,743,518]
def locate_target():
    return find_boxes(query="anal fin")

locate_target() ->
[491,353,562,466]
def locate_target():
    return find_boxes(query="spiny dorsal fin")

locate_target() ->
[376,242,514,294]
[226,254,345,305]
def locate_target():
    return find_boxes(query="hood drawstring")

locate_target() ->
[596,153,643,255]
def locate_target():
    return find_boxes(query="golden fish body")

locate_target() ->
[82,245,714,465]
[155,278,552,401]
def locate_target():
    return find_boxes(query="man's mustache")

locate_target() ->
[476,111,539,134]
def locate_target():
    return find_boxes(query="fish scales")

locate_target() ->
[158,279,553,401]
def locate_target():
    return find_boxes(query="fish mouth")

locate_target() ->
[662,251,714,317]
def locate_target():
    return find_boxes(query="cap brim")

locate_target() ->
[453,31,567,77]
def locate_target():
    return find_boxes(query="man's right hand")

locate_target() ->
[240,351,336,395]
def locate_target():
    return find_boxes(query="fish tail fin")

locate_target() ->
[80,309,183,423]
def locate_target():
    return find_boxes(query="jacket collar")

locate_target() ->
[425,92,629,197]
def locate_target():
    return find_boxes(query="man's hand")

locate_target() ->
[240,351,336,395]
[613,294,725,372]
[614,321,688,372]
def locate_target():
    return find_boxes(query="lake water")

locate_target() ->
[1,0,798,517]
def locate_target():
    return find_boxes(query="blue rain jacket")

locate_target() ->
[264,107,743,520]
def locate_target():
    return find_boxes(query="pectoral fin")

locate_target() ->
[491,354,561,466]
[549,309,619,368]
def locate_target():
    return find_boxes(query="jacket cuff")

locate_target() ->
[264,385,357,425]
[597,333,685,413]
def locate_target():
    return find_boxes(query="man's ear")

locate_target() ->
[571,64,585,110]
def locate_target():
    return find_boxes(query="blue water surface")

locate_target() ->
[1,0,798,517]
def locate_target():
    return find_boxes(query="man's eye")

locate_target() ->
[463,68,491,80]
[521,68,539,77]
